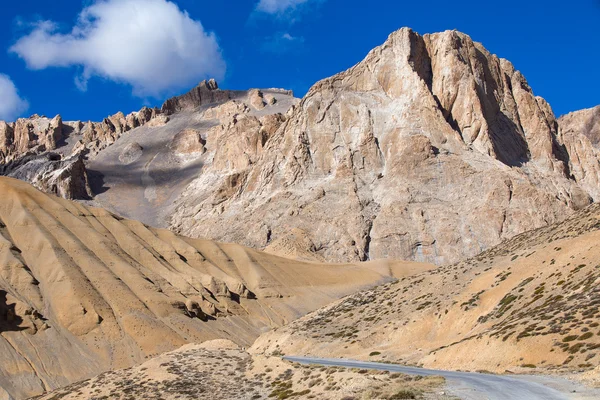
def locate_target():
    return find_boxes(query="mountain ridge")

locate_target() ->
[0,27,599,267]
[169,28,599,265]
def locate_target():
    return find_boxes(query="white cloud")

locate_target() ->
[0,74,29,121]
[256,0,311,14]
[10,0,225,98]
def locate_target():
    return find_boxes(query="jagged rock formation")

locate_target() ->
[67,107,167,158]
[169,28,599,265]
[252,202,600,374]
[0,152,91,199]
[161,79,232,115]
[86,86,298,228]
[0,107,167,165]
[0,177,423,400]
[0,115,63,163]
[558,105,600,200]
[0,80,288,206]
[170,129,206,155]
[0,104,170,201]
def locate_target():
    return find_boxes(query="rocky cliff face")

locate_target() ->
[560,105,600,146]
[170,28,598,265]
[0,115,63,162]
[557,105,600,201]
[161,78,233,114]
[0,152,92,200]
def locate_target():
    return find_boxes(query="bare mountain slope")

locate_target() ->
[87,86,297,228]
[169,28,598,265]
[252,203,600,374]
[0,177,428,400]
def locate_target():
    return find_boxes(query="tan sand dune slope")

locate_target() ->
[252,203,600,374]
[0,177,432,400]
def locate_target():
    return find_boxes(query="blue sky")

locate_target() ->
[0,0,598,122]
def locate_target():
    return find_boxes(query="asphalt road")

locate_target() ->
[283,356,596,400]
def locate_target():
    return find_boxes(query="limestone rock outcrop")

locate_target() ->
[169,28,599,265]
[557,106,600,200]
[208,114,283,172]
[0,115,63,163]
[170,129,206,154]
[249,89,266,110]
[161,79,233,115]
[202,100,250,122]
[0,152,91,199]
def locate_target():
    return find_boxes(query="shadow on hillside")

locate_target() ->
[0,290,24,333]
[87,159,206,197]
[87,169,110,195]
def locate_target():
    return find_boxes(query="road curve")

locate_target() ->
[283,356,591,400]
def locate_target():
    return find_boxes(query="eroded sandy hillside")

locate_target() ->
[252,204,600,374]
[0,177,431,399]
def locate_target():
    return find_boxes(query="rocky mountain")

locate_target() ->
[0,177,427,400]
[0,79,249,200]
[169,28,599,265]
[0,107,165,199]
[1,29,599,267]
[251,202,600,374]
[84,83,296,228]
[0,24,599,400]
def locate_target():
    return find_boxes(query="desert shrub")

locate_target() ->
[568,343,585,354]
[388,389,417,399]
[369,352,381,356]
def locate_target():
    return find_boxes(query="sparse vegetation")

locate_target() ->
[388,389,418,399]
[521,364,536,368]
